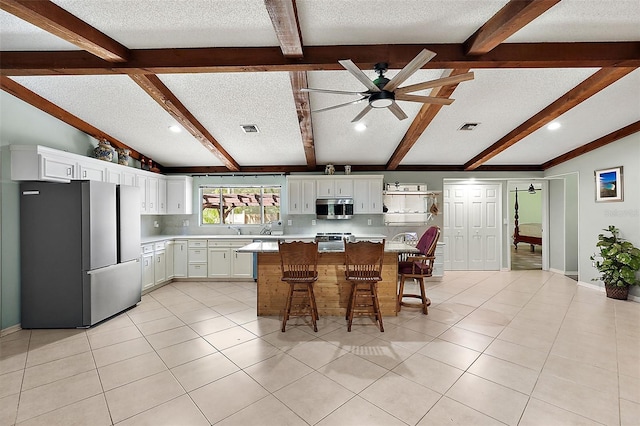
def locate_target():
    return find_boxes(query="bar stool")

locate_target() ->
[398,226,440,314]
[344,239,385,332]
[278,240,319,332]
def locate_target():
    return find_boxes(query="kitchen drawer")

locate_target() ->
[188,248,207,262]
[188,263,207,278]
[188,240,207,248]
[142,244,154,254]
[208,239,252,248]
[154,241,166,250]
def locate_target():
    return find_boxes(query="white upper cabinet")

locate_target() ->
[287,177,316,214]
[353,177,383,214]
[78,161,107,181]
[11,145,77,182]
[316,177,353,198]
[166,176,193,214]
[158,178,167,214]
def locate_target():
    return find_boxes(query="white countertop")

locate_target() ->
[237,241,419,254]
[141,233,387,245]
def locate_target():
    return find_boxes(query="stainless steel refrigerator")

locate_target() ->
[20,180,142,328]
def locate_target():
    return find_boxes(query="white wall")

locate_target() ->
[546,133,640,297]
[549,179,566,272]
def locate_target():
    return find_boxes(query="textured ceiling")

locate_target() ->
[1,0,639,172]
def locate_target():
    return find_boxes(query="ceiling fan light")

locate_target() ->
[369,91,395,108]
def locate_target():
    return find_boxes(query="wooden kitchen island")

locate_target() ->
[238,241,418,317]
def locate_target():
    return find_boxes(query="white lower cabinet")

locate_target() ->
[188,240,208,278]
[207,248,231,278]
[207,240,253,279]
[141,244,155,291]
[173,240,188,278]
[154,242,167,285]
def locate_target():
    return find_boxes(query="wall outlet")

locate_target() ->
[287,219,292,226]
[367,219,372,226]
[183,219,189,227]
[312,219,317,226]
[153,221,159,228]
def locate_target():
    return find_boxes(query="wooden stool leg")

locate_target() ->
[397,275,406,312]
[281,283,295,332]
[371,282,384,332]
[307,284,318,332]
[418,278,428,315]
[347,282,357,332]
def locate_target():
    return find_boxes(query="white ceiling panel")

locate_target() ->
[51,0,278,48]
[401,68,598,165]
[10,75,222,167]
[507,0,640,42]
[159,72,306,166]
[0,10,79,51]
[297,0,508,45]
[486,69,640,165]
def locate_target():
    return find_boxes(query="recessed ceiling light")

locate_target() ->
[168,125,181,133]
[354,123,367,132]
[547,122,561,130]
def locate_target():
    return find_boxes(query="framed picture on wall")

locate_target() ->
[595,166,623,202]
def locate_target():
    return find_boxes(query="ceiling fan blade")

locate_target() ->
[395,94,454,105]
[301,88,367,96]
[388,102,408,120]
[395,72,475,95]
[351,104,373,122]
[313,97,368,113]
[338,59,381,92]
[383,49,436,92]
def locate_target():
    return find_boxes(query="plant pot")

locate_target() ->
[605,284,629,300]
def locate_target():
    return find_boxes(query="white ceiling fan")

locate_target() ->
[303,49,474,122]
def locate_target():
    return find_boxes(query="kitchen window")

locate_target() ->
[200,185,281,225]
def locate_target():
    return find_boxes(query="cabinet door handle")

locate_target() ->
[177,203,181,209]
[83,171,87,178]
[67,167,72,176]
[223,252,226,259]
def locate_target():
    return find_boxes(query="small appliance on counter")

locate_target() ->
[315,232,353,251]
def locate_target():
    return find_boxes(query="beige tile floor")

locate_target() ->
[1,271,639,426]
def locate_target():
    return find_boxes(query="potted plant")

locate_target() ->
[590,225,640,300]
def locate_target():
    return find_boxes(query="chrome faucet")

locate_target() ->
[228,225,242,235]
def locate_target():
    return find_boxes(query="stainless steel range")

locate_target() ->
[315,232,352,251]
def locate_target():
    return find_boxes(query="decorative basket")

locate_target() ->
[605,284,629,300]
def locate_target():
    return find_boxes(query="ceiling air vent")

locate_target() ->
[459,122,480,131]
[241,124,259,134]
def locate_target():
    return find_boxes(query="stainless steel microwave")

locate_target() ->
[315,198,354,220]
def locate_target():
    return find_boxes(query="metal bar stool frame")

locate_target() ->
[278,240,320,332]
[343,239,385,332]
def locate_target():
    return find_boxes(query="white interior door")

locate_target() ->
[444,183,501,271]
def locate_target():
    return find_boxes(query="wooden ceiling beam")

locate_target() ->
[264,0,303,58]
[386,69,470,170]
[0,76,143,160]
[2,42,639,76]
[465,0,561,55]
[542,120,640,170]
[464,67,637,171]
[289,71,316,169]
[129,74,240,171]
[164,163,543,174]
[0,0,129,62]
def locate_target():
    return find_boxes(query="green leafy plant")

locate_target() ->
[590,225,640,287]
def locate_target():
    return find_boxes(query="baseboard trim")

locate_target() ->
[0,324,22,337]
[578,281,639,303]
[549,268,565,275]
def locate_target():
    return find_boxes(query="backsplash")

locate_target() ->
[150,213,441,239]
